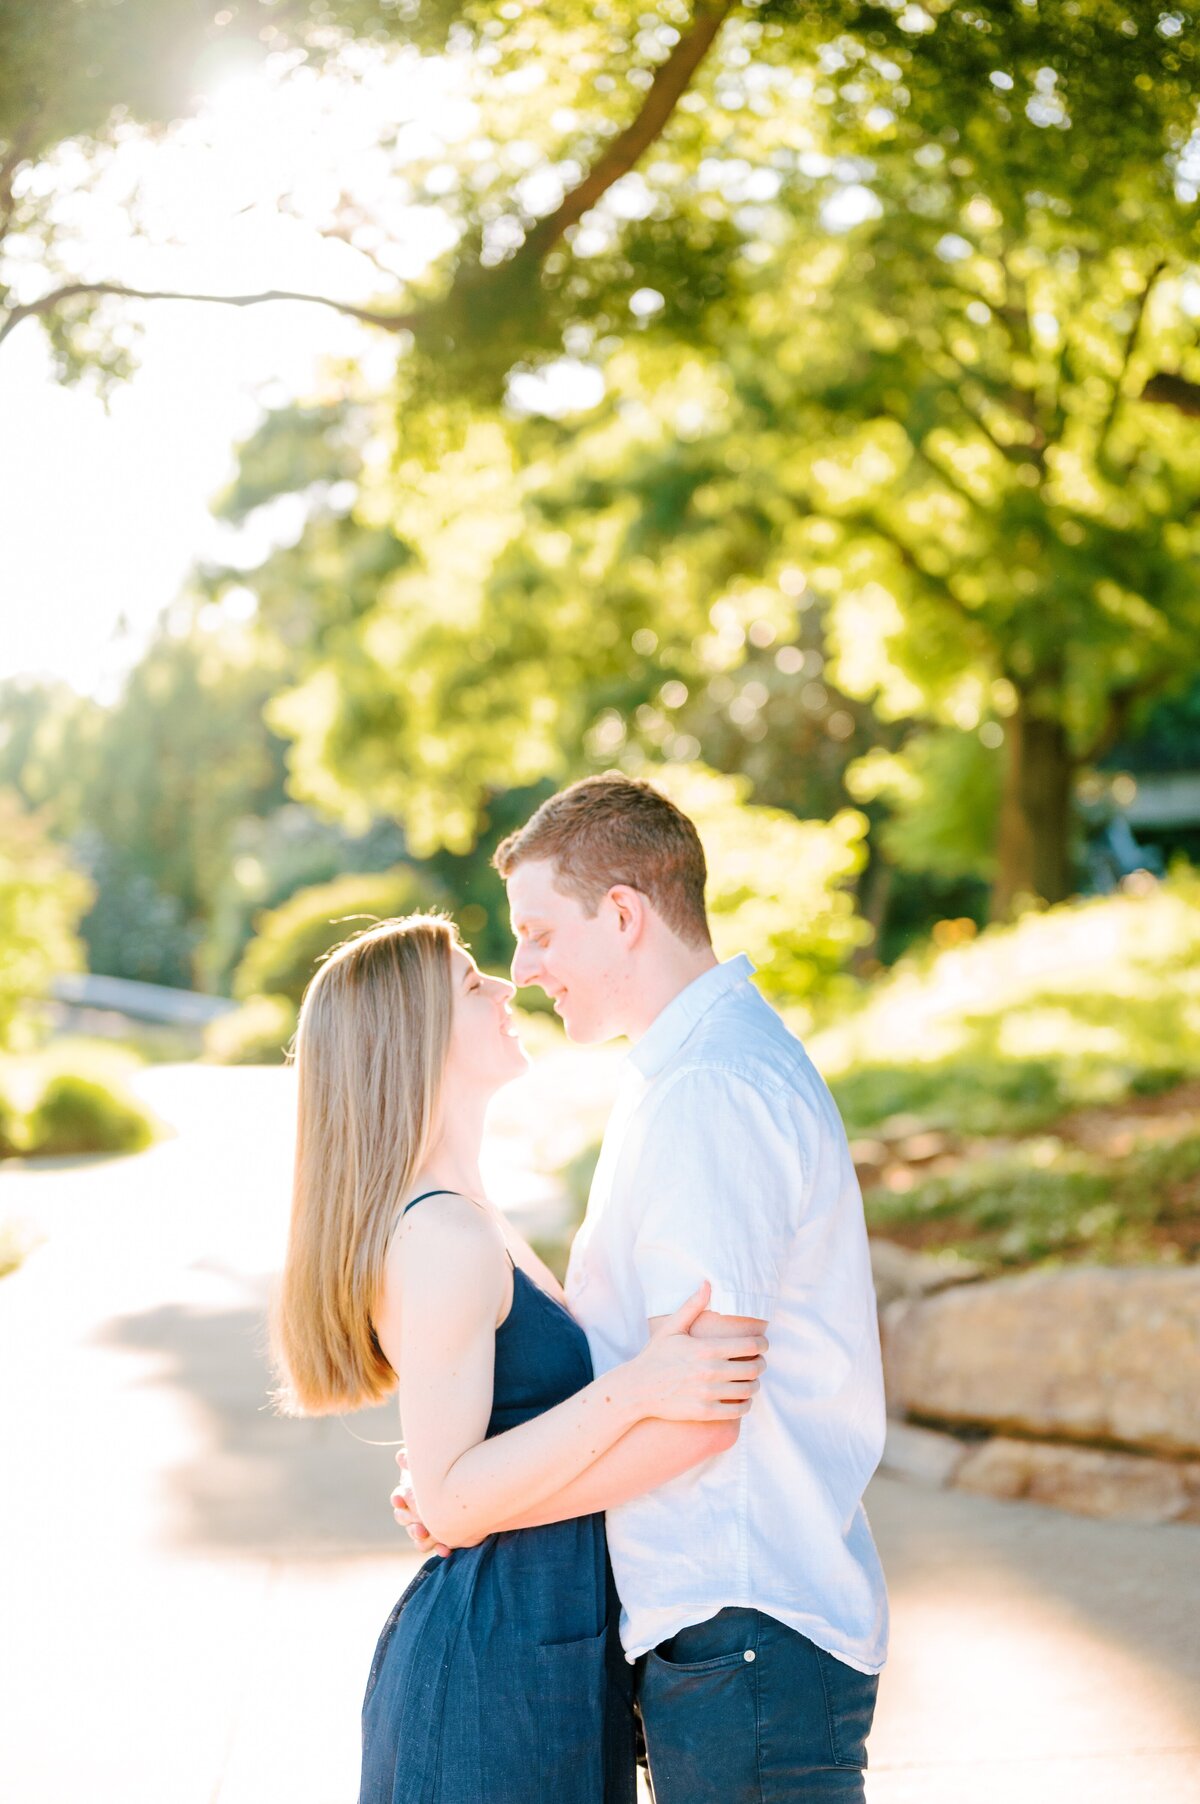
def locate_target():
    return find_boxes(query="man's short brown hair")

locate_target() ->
[494,772,712,949]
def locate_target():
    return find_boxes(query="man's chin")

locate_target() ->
[560,1012,617,1047]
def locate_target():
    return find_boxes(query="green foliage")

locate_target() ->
[0,625,293,988]
[848,730,1002,883]
[0,1084,21,1159]
[25,1072,155,1157]
[815,868,1200,1088]
[813,870,1200,1269]
[832,1055,1066,1143]
[202,806,410,994]
[0,680,102,827]
[0,791,92,1051]
[654,764,870,1002]
[203,993,298,1067]
[9,0,1200,935]
[233,866,447,1009]
[74,833,200,990]
[865,1131,1200,1272]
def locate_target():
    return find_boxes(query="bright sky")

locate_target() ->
[0,48,463,701]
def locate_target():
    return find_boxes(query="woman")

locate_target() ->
[273,914,766,1804]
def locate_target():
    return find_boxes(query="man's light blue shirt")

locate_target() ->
[565,954,890,1673]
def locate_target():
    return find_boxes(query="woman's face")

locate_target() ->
[443,945,530,1095]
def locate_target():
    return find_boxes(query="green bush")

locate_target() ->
[812,868,1200,1117]
[204,993,297,1066]
[0,1086,20,1158]
[233,867,446,1011]
[25,1073,155,1157]
[831,1055,1067,1140]
[0,789,93,1051]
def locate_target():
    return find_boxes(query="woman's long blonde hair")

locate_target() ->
[273,912,459,1415]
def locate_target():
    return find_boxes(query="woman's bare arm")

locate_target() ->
[378,1198,762,1548]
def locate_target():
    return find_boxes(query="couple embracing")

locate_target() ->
[275,772,888,1803]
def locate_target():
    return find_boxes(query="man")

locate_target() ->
[399,771,888,1801]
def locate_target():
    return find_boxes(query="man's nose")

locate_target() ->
[511,945,538,988]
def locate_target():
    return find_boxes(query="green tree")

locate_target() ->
[78,618,291,978]
[0,791,92,1049]
[10,2,1200,920]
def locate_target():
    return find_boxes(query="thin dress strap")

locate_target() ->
[399,1188,515,1269]
[401,1188,464,1216]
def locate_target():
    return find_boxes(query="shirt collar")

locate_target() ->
[627,953,756,1082]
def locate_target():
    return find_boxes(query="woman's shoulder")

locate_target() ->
[387,1189,507,1286]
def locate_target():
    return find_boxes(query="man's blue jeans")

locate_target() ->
[636,1607,879,1802]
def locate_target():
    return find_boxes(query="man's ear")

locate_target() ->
[608,884,647,942]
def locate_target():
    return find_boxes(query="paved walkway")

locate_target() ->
[0,1063,1197,1803]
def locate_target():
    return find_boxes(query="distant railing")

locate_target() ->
[50,974,239,1027]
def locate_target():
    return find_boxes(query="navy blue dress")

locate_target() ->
[359,1193,637,1804]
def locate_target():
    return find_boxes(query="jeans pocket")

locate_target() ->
[639,1646,759,1804]
[815,1647,879,1770]
[535,1625,608,1798]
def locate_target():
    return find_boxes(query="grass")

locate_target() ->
[864,1130,1200,1270]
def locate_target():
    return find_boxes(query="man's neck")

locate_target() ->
[622,944,719,1043]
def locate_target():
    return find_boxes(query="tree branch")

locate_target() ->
[1079,672,1170,765]
[1140,371,1200,416]
[0,280,422,349]
[1096,257,1167,465]
[934,345,1043,472]
[905,430,993,521]
[517,0,736,263]
[849,508,985,634]
[0,4,736,362]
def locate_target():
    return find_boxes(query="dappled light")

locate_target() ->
[2,3,1199,1798]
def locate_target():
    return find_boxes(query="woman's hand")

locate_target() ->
[622,1281,768,1423]
[391,1457,450,1558]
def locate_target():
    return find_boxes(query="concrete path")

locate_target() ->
[0,1062,1197,1804]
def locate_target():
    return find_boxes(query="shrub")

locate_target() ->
[204,993,297,1066]
[233,867,445,1011]
[0,1086,20,1158]
[0,790,93,1050]
[25,1073,155,1157]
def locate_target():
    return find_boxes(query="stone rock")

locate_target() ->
[953,1438,1200,1525]
[882,1266,1200,1456]
[869,1238,987,1313]
[880,1420,968,1488]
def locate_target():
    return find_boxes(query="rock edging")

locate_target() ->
[872,1254,1200,1523]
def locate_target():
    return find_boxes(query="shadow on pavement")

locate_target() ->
[92,1284,409,1560]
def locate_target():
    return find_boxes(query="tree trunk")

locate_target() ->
[852,848,894,973]
[991,703,1075,917]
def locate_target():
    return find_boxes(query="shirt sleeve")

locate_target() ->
[625,1065,807,1323]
